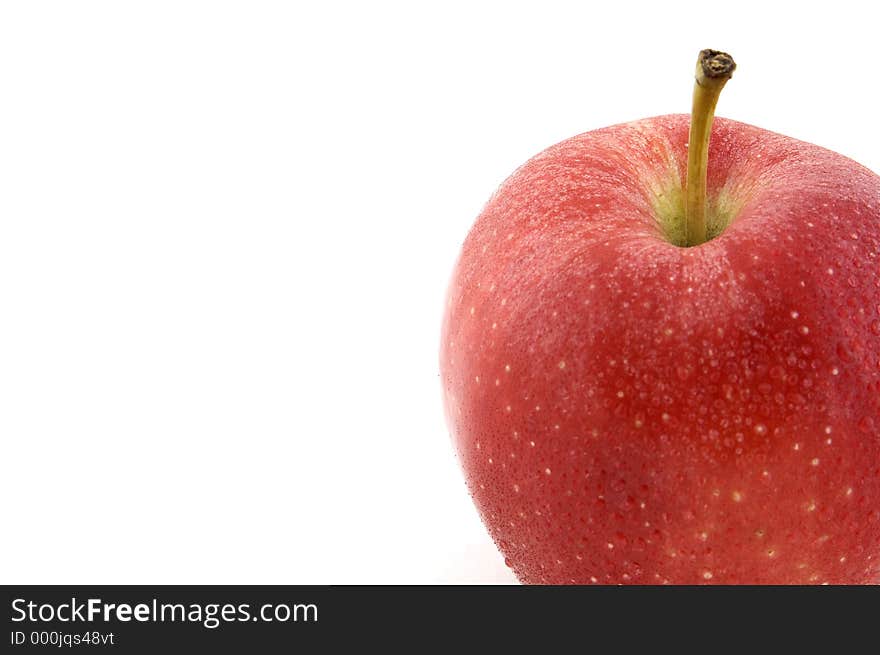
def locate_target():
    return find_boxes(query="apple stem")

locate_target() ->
[685,49,736,247]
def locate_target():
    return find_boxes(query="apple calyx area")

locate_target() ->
[670,48,736,248]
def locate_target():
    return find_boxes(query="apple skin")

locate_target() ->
[440,114,880,584]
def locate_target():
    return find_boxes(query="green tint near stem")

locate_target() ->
[653,182,743,246]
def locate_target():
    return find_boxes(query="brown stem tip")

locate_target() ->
[697,49,736,82]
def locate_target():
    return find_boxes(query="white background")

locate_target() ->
[2,1,879,584]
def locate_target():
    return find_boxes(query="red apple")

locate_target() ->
[440,52,880,584]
